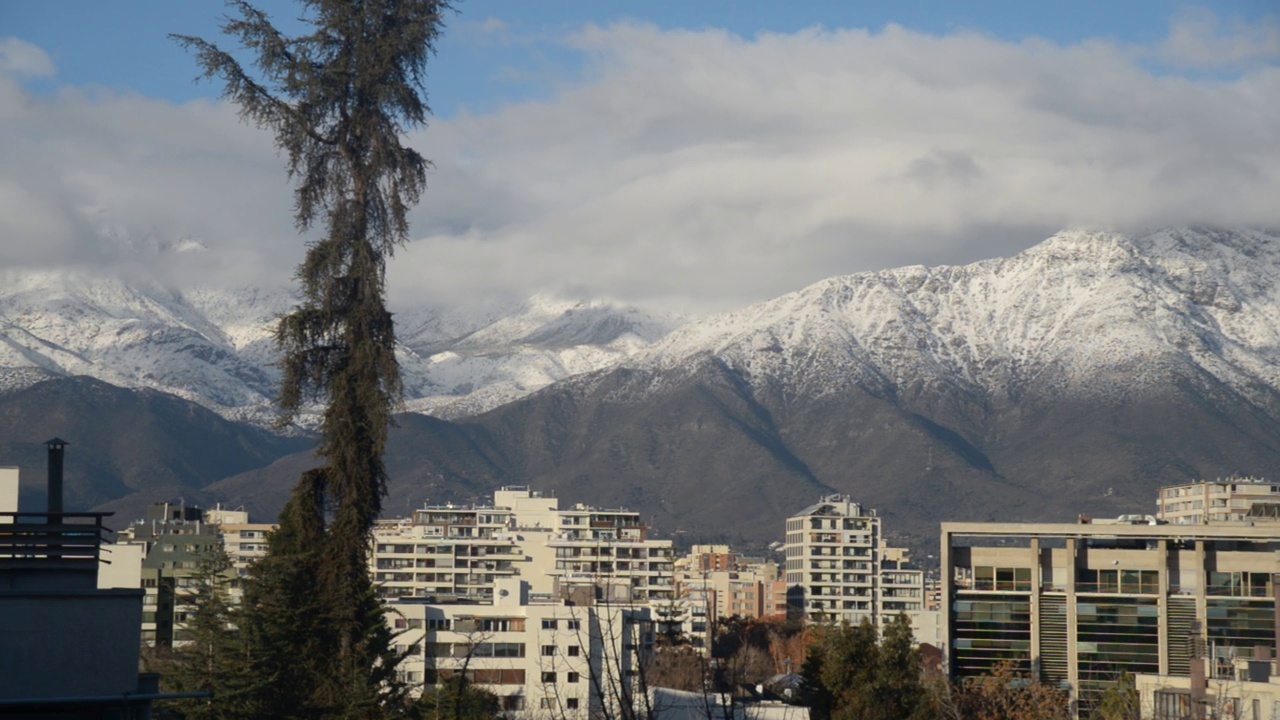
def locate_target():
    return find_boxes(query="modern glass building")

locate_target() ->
[942,521,1280,716]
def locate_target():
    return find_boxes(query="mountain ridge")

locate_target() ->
[6,227,1280,546]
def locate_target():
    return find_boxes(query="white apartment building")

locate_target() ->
[371,487,675,603]
[203,506,274,570]
[389,577,654,718]
[782,494,925,627]
[1157,477,1280,524]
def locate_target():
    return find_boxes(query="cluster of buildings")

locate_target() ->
[9,434,1280,719]
[80,485,929,717]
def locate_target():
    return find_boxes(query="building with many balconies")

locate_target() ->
[1157,476,1280,525]
[782,494,925,628]
[371,487,675,604]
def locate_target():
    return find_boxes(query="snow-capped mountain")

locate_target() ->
[0,273,677,424]
[626,227,1280,411]
[11,226,1280,543]
[317,225,1280,543]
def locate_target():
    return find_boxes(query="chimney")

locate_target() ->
[45,438,68,519]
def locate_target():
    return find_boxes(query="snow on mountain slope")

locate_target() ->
[0,272,282,423]
[0,273,675,423]
[5,227,1278,426]
[401,295,678,418]
[633,227,1280,409]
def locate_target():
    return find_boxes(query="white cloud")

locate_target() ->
[1159,8,1280,69]
[2,15,1279,316]
[0,37,55,78]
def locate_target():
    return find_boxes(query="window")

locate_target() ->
[972,566,1032,591]
[542,672,557,683]
[566,619,580,630]
[567,672,580,684]
[567,698,580,710]
[426,618,452,630]
[542,619,558,630]
[542,645,556,656]
[567,645,580,657]
[1079,569,1159,594]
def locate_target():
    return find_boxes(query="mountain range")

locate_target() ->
[4,227,1280,548]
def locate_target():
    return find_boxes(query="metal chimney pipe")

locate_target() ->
[45,438,67,520]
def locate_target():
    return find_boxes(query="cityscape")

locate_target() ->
[4,1,1280,719]
[4,443,1278,718]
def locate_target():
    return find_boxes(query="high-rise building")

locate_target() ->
[782,494,925,627]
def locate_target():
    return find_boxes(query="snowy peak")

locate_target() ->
[0,271,285,422]
[5,227,1280,426]
[636,227,1280,408]
[0,272,675,423]
[399,294,679,418]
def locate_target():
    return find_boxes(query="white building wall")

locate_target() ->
[0,467,17,516]
[389,579,652,719]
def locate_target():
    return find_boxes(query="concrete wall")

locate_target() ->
[0,588,144,700]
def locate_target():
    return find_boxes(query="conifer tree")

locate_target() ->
[159,549,264,720]
[173,1,452,716]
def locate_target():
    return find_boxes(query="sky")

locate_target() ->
[2,1,1279,314]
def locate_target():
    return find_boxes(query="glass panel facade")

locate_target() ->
[951,594,1032,675]
[1076,598,1160,715]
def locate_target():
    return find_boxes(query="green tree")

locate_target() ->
[875,614,924,720]
[802,616,924,720]
[156,549,264,720]
[173,1,452,716]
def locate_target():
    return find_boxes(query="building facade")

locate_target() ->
[371,487,675,604]
[109,503,272,645]
[389,578,654,718]
[782,494,926,627]
[1158,477,1280,525]
[942,521,1280,715]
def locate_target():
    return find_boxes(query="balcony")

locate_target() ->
[0,512,109,575]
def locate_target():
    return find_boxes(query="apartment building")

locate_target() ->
[1158,477,1280,525]
[371,487,675,603]
[941,520,1280,716]
[685,544,738,573]
[389,577,654,718]
[108,503,273,645]
[782,494,926,627]
[203,506,274,570]
[371,504,523,600]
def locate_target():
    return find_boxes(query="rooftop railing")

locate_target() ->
[0,512,111,572]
